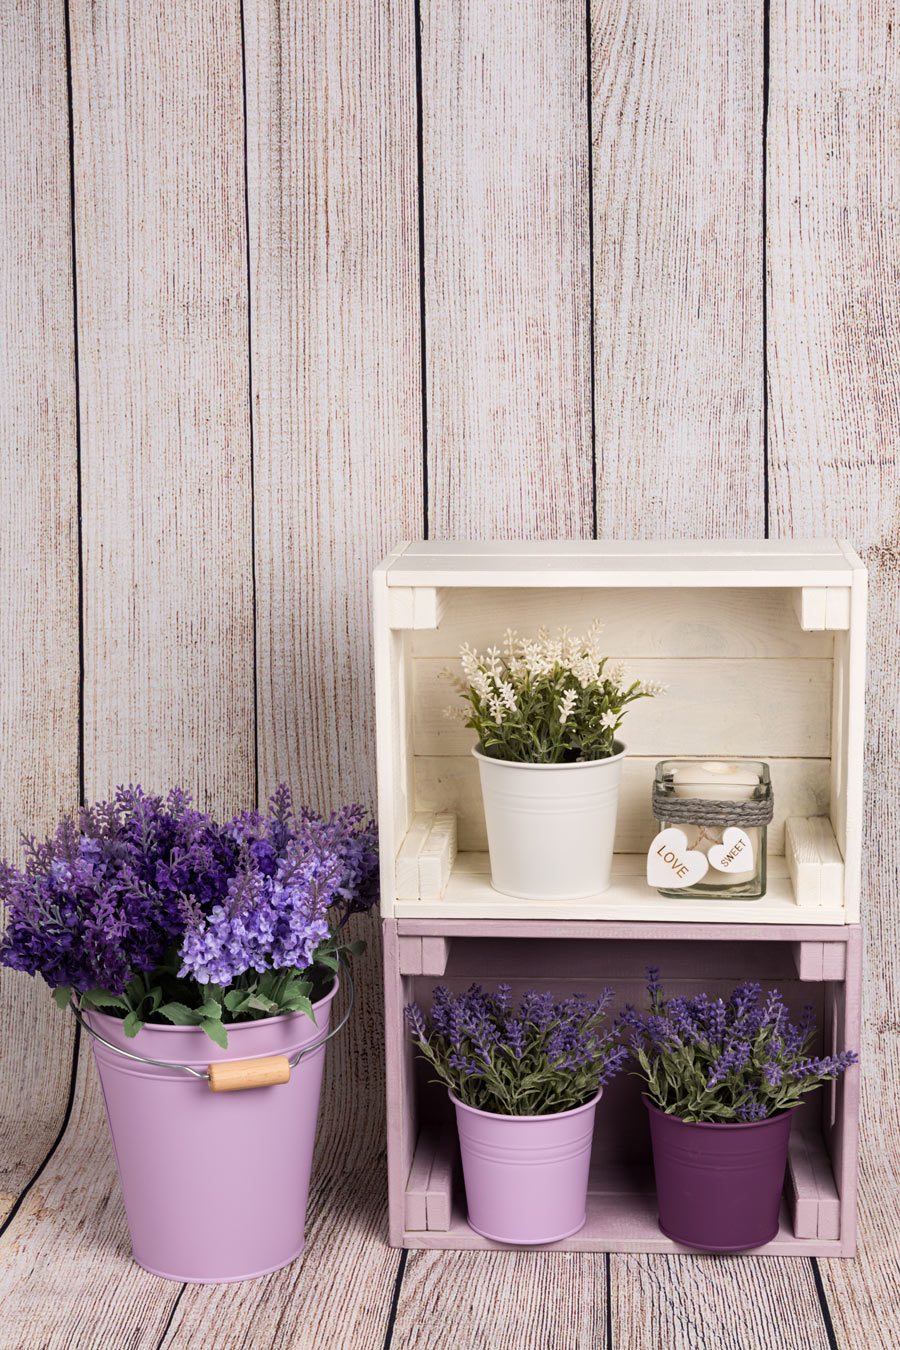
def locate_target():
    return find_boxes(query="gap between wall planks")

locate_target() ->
[0,0,79,1221]
[768,0,900,1338]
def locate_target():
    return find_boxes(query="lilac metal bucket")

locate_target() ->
[81,979,341,1283]
[645,1096,796,1252]
[451,1090,601,1244]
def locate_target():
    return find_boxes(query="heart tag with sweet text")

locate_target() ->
[707,827,754,874]
[646,827,709,889]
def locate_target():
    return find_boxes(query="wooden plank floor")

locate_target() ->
[1,1042,898,1350]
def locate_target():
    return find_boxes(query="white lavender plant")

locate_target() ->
[442,622,664,764]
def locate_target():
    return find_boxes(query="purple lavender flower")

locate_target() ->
[406,983,624,1116]
[0,787,227,993]
[625,968,859,1125]
[405,1001,429,1043]
[735,1100,769,1122]
[0,783,378,1040]
[790,1050,859,1080]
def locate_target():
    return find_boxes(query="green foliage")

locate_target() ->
[70,934,361,1048]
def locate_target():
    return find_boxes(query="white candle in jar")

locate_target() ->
[671,761,759,801]
[670,762,760,884]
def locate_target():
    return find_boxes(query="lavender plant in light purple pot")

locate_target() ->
[406,984,627,1244]
[0,785,378,1283]
[622,969,859,1252]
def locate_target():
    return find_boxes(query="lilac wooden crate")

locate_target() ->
[383,919,861,1256]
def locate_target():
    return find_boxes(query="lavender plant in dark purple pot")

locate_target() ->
[406,984,626,1244]
[0,785,378,1283]
[622,969,858,1252]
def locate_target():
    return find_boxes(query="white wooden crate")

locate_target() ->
[374,541,867,924]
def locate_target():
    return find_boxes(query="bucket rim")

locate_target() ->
[449,1087,603,1122]
[82,974,339,1040]
[78,969,348,1079]
[643,1094,799,1130]
[472,743,625,770]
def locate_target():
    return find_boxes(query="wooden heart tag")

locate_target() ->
[647,827,709,889]
[707,827,754,873]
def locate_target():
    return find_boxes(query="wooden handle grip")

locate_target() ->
[207,1054,291,1092]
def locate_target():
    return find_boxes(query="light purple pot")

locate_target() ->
[85,980,337,1283]
[645,1096,797,1252]
[451,1090,601,1244]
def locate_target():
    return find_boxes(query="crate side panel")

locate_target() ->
[416,656,832,758]
[412,586,835,659]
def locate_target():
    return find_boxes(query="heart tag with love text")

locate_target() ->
[707,827,754,873]
[647,827,709,889]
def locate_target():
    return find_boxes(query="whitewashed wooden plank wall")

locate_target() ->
[0,0,898,1344]
[423,0,594,538]
[592,0,764,537]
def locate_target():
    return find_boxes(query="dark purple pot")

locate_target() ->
[644,1096,796,1252]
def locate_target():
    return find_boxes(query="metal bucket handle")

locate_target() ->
[71,959,354,1092]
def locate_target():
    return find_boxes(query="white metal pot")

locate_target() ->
[473,742,626,900]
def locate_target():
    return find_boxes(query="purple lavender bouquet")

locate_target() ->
[0,785,378,1047]
[405,984,627,1116]
[621,968,858,1123]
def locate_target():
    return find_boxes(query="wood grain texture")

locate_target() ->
[591,0,764,536]
[2,0,899,1342]
[422,0,593,539]
[411,586,835,659]
[391,1249,607,1349]
[0,0,79,1219]
[768,0,900,1337]
[247,0,422,813]
[0,1064,182,1349]
[244,0,422,1169]
[414,656,834,757]
[414,753,831,855]
[610,1253,831,1349]
[71,0,255,815]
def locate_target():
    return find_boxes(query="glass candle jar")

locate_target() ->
[650,760,773,900]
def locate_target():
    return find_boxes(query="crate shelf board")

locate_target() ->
[390,852,846,924]
[382,543,862,589]
[395,915,858,944]
[400,1139,845,1255]
[396,540,858,556]
[402,1208,845,1257]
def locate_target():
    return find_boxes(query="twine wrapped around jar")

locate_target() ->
[651,791,774,829]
